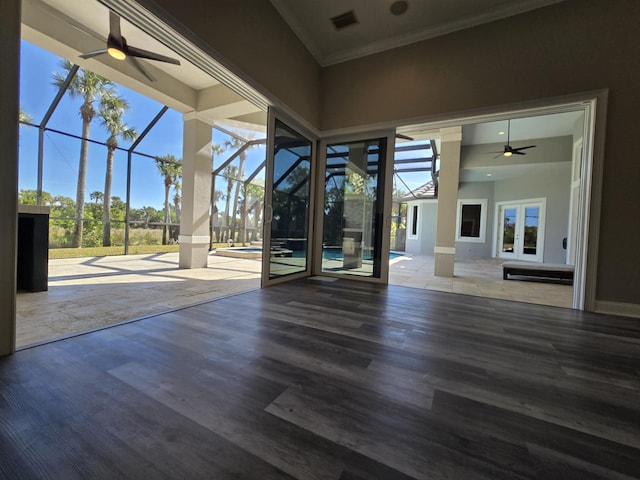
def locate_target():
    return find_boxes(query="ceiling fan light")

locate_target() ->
[107,47,126,60]
[504,151,513,157]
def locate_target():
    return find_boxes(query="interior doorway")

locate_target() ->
[392,101,598,310]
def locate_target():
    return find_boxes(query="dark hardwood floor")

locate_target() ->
[1,277,639,479]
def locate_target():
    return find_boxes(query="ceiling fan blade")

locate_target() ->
[395,133,414,141]
[79,49,108,59]
[128,45,180,65]
[513,145,536,151]
[109,11,122,40]
[513,151,527,155]
[494,153,505,159]
[128,55,156,82]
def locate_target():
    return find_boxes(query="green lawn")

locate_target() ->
[48,243,246,259]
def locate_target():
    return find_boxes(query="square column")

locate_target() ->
[434,126,462,277]
[179,112,212,268]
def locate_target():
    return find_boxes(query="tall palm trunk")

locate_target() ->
[230,152,245,241]
[253,199,263,241]
[163,180,171,245]
[223,179,233,243]
[73,107,93,248]
[174,194,181,225]
[102,137,116,246]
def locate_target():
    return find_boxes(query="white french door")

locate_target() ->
[496,199,546,262]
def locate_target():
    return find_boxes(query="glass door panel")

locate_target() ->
[497,201,544,262]
[262,112,314,285]
[320,138,387,278]
[522,206,540,256]
[500,207,517,255]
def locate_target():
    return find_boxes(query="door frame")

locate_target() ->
[261,107,318,287]
[313,129,395,284]
[495,198,546,263]
[566,139,583,265]
[394,90,606,310]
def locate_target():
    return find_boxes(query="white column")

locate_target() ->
[179,112,212,269]
[434,126,462,277]
[0,0,20,355]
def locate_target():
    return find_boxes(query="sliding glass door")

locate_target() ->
[261,110,315,286]
[315,132,394,281]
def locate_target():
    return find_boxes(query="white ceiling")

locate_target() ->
[22,0,267,130]
[39,0,216,91]
[462,111,583,146]
[271,0,567,66]
[396,110,584,183]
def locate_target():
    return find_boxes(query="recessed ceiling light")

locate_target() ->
[486,173,493,177]
[390,1,409,16]
[498,131,505,135]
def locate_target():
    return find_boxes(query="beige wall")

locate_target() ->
[141,0,322,128]
[320,0,640,305]
[0,0,20,356]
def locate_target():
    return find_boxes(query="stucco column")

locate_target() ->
[179,112,212,268]
[434,126,462,277]
[0,0,20,356]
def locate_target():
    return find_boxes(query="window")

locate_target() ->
[456,199,487,243]
[409,204,419,238]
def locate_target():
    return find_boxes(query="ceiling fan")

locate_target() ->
[80,11,180,82]
[491,119,536,159]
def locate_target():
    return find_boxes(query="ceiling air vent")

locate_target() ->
[331,10,359,30]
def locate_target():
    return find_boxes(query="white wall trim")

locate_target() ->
[493,197,547,262]
[183,111,209,121]
[178,235,210,244]
[595,301,640,319]
[455,199,488,243]
[434,246,456,255]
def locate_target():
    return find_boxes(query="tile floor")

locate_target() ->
[16,252,572,347]
[16,253,261,347]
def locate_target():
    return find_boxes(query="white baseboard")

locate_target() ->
[594,300,640,319]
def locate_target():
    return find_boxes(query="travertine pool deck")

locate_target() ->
[17,253,262,347]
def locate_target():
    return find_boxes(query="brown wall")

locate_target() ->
[143,0,322,128]
[0,0,20,356]
[320,0,640,305]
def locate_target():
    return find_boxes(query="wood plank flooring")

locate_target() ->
[1,277,639,479]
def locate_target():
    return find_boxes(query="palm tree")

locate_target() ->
[173,179,181,226]
[53,60,114,247]
[90,191,103,204]
[155,154,182,245]
[99,94,137,246]
[210,143,225,245]
[18,109,31,125]
[245,183,264,243]
[223,137,251,242]
[221,165,238,243]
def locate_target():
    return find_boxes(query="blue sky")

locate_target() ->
[19,40,266,211]
[19,39,427,211]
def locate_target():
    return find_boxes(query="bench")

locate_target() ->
[502,261,574,283]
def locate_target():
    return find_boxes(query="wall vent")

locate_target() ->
[331,11,358,30]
